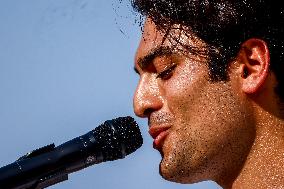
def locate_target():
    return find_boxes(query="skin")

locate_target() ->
[133,18,284,188]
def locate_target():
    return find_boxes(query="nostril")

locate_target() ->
[243,67,249,78]
[143,108,155,117]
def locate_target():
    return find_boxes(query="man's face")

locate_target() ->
[133,19,255,185]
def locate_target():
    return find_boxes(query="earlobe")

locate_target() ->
[239,38,270,94]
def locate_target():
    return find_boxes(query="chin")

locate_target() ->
[159,159,203,184]
[158,152,216,185]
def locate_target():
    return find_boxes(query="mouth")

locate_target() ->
[148,126,170,150]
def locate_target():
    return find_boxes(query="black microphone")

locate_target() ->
[0,116,143,189]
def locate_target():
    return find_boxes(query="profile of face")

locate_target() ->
[133,19,256,186]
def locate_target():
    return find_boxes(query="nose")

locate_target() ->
[133,74,163,118]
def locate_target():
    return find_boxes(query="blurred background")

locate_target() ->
[0,1,222,188]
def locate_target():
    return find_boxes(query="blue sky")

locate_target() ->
[0,1,222,188]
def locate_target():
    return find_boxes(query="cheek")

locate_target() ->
[173,85,253,147]
[161,87,255,182]
[163,62,209,118]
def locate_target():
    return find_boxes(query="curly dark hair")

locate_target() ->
[131,0,284,102]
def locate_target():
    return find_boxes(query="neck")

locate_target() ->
[231,108,284,189]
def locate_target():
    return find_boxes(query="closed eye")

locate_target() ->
[134,67,140,75]
[156,64,177,80]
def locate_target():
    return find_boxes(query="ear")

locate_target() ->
[238,38,270,94]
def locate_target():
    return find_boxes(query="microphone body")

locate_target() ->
[0,116,143,189]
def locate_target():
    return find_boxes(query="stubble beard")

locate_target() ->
[158,129,208,184]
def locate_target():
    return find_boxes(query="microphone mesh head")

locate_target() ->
[93,116,143,161]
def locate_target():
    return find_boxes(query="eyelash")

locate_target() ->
[156,63,177,80]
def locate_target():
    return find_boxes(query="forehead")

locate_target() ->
[134,19,163,64]
[135,18,207,66]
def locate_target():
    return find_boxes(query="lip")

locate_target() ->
[148,126,170,150]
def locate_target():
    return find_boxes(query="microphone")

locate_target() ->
[0,116,143,189]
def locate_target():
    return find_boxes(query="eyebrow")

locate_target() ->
[135,46,173,72]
